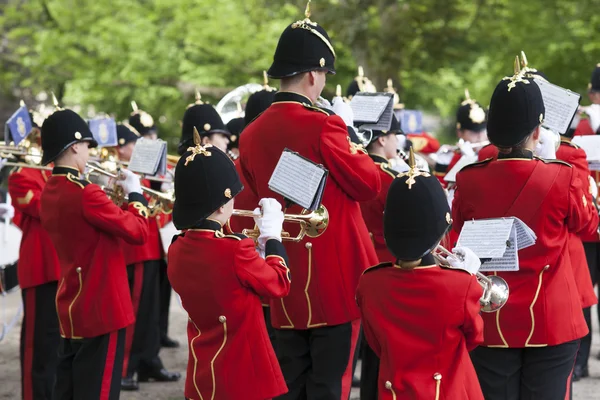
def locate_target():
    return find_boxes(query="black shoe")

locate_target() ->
[352,376,360,388]
[161,336,180,348]
[138,368,181,383]
[572,365,589,382]
[121,376,139,391]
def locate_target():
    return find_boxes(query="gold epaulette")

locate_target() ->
[459,157,493,172]
[224,233,247,241]
[560,140,580,149]
[302,104,334,116]
[533,156,572,167]
[66,173,90,189]
[379,162,399,179]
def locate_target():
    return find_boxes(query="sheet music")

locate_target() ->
[128,138,167,176]
[479,230,519,272]
[534,79,581,134]
[572,136,600,162]
[268,150,327,210]
[350,93,394,124]
[443,154,479,183]
[457,219,514,258]
[512,217,536,250]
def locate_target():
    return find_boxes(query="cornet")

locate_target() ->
[232,205,329,242]
[433,245,509,313]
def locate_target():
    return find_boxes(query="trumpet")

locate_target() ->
[85,163,174,213]
[433,245,509,313]
[232,205,329,242]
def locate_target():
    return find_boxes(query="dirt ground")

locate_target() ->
[1,292,599,399]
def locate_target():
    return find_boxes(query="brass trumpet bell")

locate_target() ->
[232,205,329,242]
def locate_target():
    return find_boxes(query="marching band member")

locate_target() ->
[167,138,291,400]
[177,95,232,155]
[575,64,600,136]
[129,102,158,140]
[226,117,245,160]
[116,124,181,391]
[39,107,150,399]
[7,123,62,400]
[452,64,594,400]
[239,3,381,398]
[357,151,484,400]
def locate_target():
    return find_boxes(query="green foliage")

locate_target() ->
[0,0,598,146]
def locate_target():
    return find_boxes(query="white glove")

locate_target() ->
[389,156,409,173]
[414,154,431,172]
[160,181,174,192]
[115,169,142,195]
[396,135,407,151]
[332,96,354,127]
[433,146,455,166]
[0,203,15,220]
[252,198,284,248]
[586,104,600,133]
[0,157,7,171]
[534,127,558,159]
[589,176,598,199]
[458,140,476,157]
[315,96,332,111]
[448,246,481,274]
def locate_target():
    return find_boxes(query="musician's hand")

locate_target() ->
[586,104,600,133]
[116,169,142,195]
[534,127,558,159]
[448,246,481,274]
[253,198,284,247]
[458,140,476,157]
[433,146,455,166]
[332,97,354,127]
[0,203,15,220]
[315,96,332,110]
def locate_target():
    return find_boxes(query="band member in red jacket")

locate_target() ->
[168,137,291,400]
[8,142,62,399]
[39,108,149,400]
[116,124,180,391]
[238,5,381,398]
[452,67,594,399]
[357,151,484,400]
[575,64,600,136]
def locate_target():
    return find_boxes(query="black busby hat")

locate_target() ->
[589,63,600,92]
[267,1,336,79]
[384,149,451,261]
[487,56,545,148]
[367,114,403,147]
[117,124,140,147]
[456,89,487,132]
[245,89,276,126]
[226,117,245,150]
[179,96,230,156]
[128,101,156,136]
[173,129,243,230]
[41,99,98,165]
[346,66,377,99]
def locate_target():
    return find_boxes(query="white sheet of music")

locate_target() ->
[513,217,536,250]
[457,219,514,258]
[268,150,326,210]
[128,138,167,176]
[535,79,581,134]
[350,93,393,124]
[572,135,600,162]
[479,231,519,272]
[443,154,479,183]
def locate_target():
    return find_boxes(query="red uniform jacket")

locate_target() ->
[556,140,599,307]
[357,261,484,400]
[477,144,498,161]
[40,166,149,338]
[8,167,61,289]
[453,151,592,347]
[575,118,596,136]
[360,154,398,263]
[168,220,291,400]
[407,132,441,154]
[239,91,380,329]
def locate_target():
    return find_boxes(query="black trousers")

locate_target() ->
[20,282,60,400]
[123,261,163,377]
[158,258,172,341]
[263,306,277,352]
[359,336,379,400]
[54,329,126,400]
[274,320,359,400]
[471,340,579,400]
[577,242,600,368]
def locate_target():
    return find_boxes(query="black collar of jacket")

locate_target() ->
[189,218,223,232]
[52,166,80,176]
[369,153,388,164]
[497,148,534,160]
[273,91,313,106]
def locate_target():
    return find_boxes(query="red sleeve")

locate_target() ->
[82,185,149,245]
[462,275,484,351]
[566,167,597,234]
[319,116,381,201]
[234,238,291,299]
[570,149,599,237]
[8,171,42,219]
[575,119,596,136]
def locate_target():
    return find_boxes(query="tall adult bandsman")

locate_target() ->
[238,2,381,398]
[452,62,594,400]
